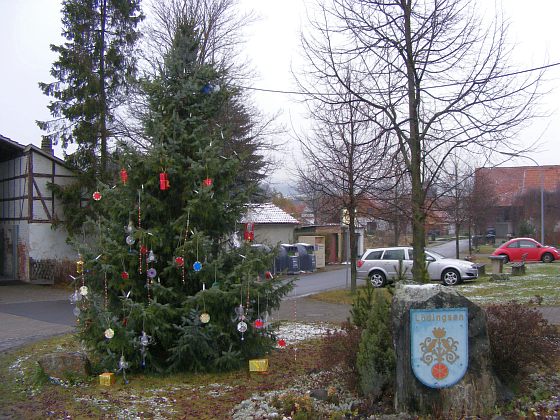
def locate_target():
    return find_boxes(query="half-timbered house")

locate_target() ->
[0,134,76,283]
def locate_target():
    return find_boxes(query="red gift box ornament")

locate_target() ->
[120,168,128,185]
[159,172,170,190]
[244,222,255,242]
[202,177,213,187]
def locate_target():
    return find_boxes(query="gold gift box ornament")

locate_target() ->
[99,372,115,386]
[249,359,269,373]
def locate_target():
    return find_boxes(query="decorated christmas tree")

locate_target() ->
[70,21,293,374]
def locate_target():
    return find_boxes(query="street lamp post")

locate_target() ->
[524,157,544,244]
[540,171,544,243]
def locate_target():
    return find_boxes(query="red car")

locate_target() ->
[491,237,560,263]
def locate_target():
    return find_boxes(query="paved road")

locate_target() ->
[0,283,75,352]
[428,239,470,258]
[285,265,364,299]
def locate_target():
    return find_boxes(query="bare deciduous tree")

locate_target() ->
[295,76,392,291]
[299,0,545,281]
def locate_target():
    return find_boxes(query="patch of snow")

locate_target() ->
[274,322,340,347]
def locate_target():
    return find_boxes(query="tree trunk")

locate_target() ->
[404,2,428,282]
[99,0,108,179]
[455,223,460,259]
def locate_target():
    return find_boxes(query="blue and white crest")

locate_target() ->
[410,308,468,388]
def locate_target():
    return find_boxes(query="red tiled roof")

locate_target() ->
[476,166,560,207]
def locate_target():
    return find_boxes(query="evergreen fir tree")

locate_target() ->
[71,20,292,374]
[38,0,143,180]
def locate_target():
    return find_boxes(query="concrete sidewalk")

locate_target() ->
[0,282,75,352]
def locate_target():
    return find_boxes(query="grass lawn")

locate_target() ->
[457,261,560,305]
[0,328,349,419]
[309,257,560,306]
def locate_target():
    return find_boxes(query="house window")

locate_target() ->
[366,221,377,234]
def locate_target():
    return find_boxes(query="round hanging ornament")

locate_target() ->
[126,235,135,245]
[121,271,129,280]
[202,177,213,187]
[147,268,157,279]
[92,191,102,201]
[79,285,88,296]
[200,313,210,324]
[175,256,184,267]
[193,261,202,272]
[254,319,264,329]
[237,321,247,333]
[278,339,287,347]
[104,328,114,339]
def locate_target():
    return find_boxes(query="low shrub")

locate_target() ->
[356,289,395,399]
[270,392,317,419]
[486,301,560,383]
[351,281,392,329]
[318,321,362,389]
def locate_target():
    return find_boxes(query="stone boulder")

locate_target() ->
[391,284,498,417]
[37,352,91,380]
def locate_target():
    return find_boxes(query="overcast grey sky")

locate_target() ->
[1,0,559,184]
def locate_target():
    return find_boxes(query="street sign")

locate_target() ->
[410,308,468,388]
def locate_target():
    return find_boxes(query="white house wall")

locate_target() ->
[255,225,296,247]
[30,151,75,222]
[28,223,75,260]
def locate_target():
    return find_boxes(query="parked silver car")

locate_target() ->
[356,247,478,287]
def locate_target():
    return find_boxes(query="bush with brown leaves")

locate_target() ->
[486,302,559,383]
[318,322,362,388]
